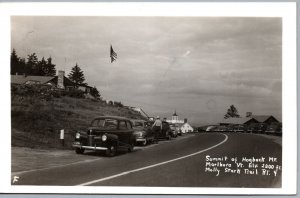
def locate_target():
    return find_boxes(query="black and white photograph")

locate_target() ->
[0,2,297,195]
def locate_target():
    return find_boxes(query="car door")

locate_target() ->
[126,121,135,144]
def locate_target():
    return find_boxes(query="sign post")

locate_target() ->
[60,129,64,146]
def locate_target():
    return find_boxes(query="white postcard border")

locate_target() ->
[0,2,296,195]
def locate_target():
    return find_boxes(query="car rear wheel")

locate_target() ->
[128,143,134,152]
[106,144,117,157]
[75,148,85,154]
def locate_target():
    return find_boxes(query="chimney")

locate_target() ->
[246,112,252,117]
[184,118,187,123]
[57,70,65,89]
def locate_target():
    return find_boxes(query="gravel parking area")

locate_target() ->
[12,147,101,174]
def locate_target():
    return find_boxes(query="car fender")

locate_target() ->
[106,133,119,142]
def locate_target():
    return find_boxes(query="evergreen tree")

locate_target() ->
[18,58,26,75]
[11,50,56,76]
[11,49,20,75]
[114,101,124,107]
[68,63,86,85]
[224,105,240,119]
[45,57,56,76]
[90,86,101,99]
[26,53,39,75]
[11,49,27,75]
[36,57,47,76]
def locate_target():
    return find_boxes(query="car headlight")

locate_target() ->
[102,134,107,142]
[75,132,81,139]
[135,131,144,137]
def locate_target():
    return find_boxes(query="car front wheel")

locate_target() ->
[106,144,117,157]
[75,148,85,154]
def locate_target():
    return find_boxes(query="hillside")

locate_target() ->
[11,85,146,149]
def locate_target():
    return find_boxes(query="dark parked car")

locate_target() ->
[233,125,246,133]
[213,126,228,132]
[265,122,282,136]
[157,121,172,140]
[131,120,155,146]
[169,123,178,138]
[206,125,217,132]
[72,116,136,157]
[246,123,267,133]
[197,125,210,132]
[175,124,182,136]
[226,125,234,133]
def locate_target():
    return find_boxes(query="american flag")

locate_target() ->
[110,45,117,63]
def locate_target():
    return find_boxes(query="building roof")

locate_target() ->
[93,116,132,121]
[250,115,278,123]
[11,74,77,87]
[11,75,55,85]
[77,83,93,89]
[220,117,255,125]
[220,115,279,125]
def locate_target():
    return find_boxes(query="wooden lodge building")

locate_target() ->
[219,115,280,126]
[11,70,92,94]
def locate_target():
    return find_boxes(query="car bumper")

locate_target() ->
[72,142,108,151]
[135,138,146,142]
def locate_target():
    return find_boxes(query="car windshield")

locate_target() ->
[91,118,118,130]
[145,122,154,127]
[133,121,144,127]
[169,125,175,129]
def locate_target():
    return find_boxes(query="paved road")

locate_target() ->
[12,133,281,187]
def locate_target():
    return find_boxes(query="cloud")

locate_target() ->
[183,50,191,57]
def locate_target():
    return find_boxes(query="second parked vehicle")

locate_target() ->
[169,123,178,138]
[131,119,155,146]
[157,121,172,140]
[265,122,282,136]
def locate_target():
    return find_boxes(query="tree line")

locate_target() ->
[11,49,101,100]
[11,49,56,76]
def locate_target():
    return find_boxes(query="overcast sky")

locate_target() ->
[11,17,282,125]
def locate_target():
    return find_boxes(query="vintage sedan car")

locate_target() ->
[265,122,282,136]
[233,125,246,133]
[214,126,228,132]
[226,125,235,133]
[197,125,209,132]
[156,121,172,140]
[72,116,136,157]
[169,123,178,138]
[206,125,217,132]
[131,120,155,146]
[246,123,267,133]
[176,125,183,136]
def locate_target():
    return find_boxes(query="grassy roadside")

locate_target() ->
[11,94,146,149]
[255,134,282,146]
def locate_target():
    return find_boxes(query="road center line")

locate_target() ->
[77,133,228,186]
